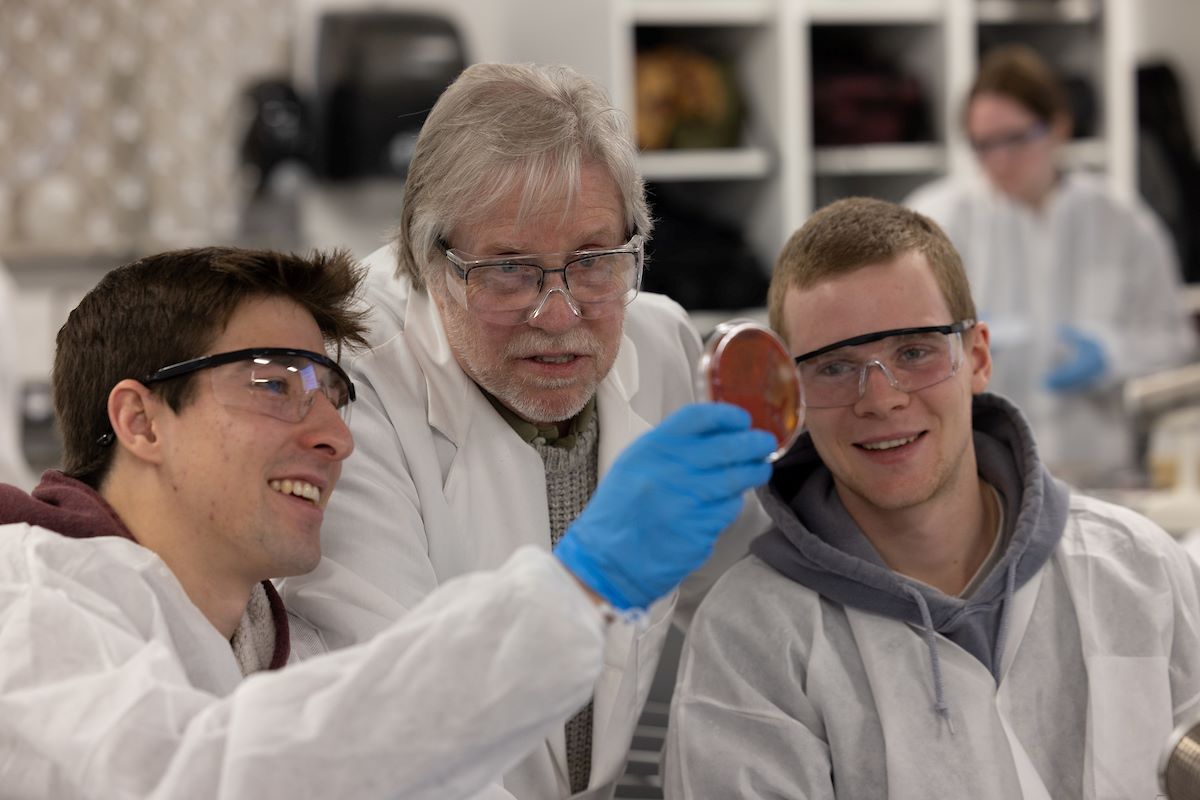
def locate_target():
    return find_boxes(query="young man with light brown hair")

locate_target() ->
[666,197,1200,799]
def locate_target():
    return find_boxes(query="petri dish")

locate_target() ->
[698,319,803,462]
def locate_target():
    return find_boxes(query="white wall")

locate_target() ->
[1135,0,1200,149]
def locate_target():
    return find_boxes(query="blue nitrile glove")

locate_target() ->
[554,403,776,611]
[1043,324,1107,393]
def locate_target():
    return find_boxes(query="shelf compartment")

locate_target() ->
[976,0,1100,25]
[806,0,944,25]
[630,0,774,26]
[814,143,946,175]
[639,147,773,181]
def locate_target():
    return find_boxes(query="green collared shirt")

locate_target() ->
[485,394,598,450]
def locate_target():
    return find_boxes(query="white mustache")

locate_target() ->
[503,330,602,359]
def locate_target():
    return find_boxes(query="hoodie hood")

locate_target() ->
[752,393,1069,680]
[0,470,290,670]
[0,469,131,540]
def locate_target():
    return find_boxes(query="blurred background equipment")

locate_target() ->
[241,9,468,188]
[310,11,466,180]
[239,78,313,198]
[1122,364,1200,536]
[1160,715,1200,800]
[1138,61,1200,284]
[238,7,467,256]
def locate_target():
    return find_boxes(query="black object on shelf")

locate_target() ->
[240,79,313,196]
[1061,74,1098,138]
[640,187,768,311]
[1138,61,1200,284]
[312,11,466,180]
[810,28,932,146]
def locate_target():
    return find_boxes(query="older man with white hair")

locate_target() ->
[280,62,768,799]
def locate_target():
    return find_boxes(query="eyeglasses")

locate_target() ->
[441,234,644,325]
[970,123,1048,157]
[143,348,356,423]
[793,320,975,408]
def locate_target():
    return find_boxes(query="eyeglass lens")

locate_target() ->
[798,331,962,408]
[971,123,1046,156]
[210,356,352,423]
[464,251,638,319]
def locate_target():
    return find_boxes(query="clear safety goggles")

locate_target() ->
[143,347,356,424]
[970,123,1048,157]
[441,234,644,325]
[793,320,974,409]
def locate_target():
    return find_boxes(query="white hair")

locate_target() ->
[394,62,652,289]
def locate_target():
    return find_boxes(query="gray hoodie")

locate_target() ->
[752,393,1069,690]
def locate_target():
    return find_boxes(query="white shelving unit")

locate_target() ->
[814,143,948,175]
[638,148,774,181]
[504,0,1136,279]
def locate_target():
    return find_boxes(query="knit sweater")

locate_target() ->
[534,410,600,794]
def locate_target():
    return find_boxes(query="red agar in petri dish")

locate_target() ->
[699,320,803,462]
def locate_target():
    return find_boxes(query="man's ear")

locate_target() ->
[107,379,166,465]
[968,322,993,395]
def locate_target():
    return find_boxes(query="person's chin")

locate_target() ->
[511,385,594,425]
[273,539,323,578]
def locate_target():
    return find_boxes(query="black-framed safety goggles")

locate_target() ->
[143,347,356,423]
[793,320,975,409]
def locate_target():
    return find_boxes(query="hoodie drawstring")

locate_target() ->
[990,557,1020,683]
[902,584,956,734]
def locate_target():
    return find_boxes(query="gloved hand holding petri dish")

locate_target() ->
[698,320,803,462]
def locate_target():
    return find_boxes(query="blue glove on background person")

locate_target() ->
[554,403,776,611]
[1044,324,1107,393]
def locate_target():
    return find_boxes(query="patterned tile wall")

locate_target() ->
[0,0,291,253]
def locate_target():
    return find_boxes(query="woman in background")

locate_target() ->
[908,44,1195,482]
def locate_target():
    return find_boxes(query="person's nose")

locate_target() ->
[526,271,583,334]
[852,361,909,416]
[301,393,355,462]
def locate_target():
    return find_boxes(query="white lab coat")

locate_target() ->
[0,263,33,489]
[279,247,768,799]
[0,525,612,800]
[907,172,1196,477]
[664,494,1200,799]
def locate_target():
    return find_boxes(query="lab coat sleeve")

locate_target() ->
[1,538,605,800]
[1083,204,1197,384]
[662,559,835,799]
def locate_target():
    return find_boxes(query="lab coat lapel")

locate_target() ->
[406,299,670,790]
[596,328,649,477]
[404,287,475,445]
[405,287,551,569]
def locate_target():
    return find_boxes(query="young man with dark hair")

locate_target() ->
[0,246,774,799]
